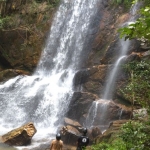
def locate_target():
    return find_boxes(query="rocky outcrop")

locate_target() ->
[0,122,37,146]
[0,0,55,73]
[73,65,108,96]
[87,100,132,127]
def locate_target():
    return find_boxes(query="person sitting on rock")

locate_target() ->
[76,128,89,150]
[50,133,63,150]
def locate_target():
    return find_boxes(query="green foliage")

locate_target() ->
[91,120,150,150]
[118,4,150,43]
[91,139,126,150]
[0,16,10,29]
[121,121,149,150]
[121,60,150,112]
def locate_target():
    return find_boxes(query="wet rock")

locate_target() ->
[81,65,108,96]
[64,118,82,128]
[87,126,102,142]
[86,99,132,127]
[0,69,30,82]
[0,143,17,150]
[61,125,80,146]
[67,92,98,124]
[1,122,37,146]
[91,126,102,138]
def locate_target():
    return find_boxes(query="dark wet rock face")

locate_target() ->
[66,92,98,124]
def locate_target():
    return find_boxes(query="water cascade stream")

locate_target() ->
[0,0,100,149]
[103,2,140,100]
[85,2,141,131]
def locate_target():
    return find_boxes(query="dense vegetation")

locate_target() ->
[0,0,60,29]
[92,0,150,149]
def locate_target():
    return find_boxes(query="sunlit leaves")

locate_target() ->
[121,121,149,150]
[118,5,150,43]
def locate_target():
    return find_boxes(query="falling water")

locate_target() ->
[86,2,141,131]
[119,109,123,120]
[103,54,127,100]
[103,2,141,100]
[85,99,110,131]
[85,101,98,128]
[0,0,100,148]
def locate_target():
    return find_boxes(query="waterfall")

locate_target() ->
[85,100,109,131]
[103,2,141,100]
[103,55,127,100]
[85,2,141,131]
[0,0,100,148]
[85,101,98,128]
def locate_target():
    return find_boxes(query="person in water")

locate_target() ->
[50,133,63,150]
[76,128,89,150]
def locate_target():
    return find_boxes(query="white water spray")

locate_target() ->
[0,0,100,149]
[85,101,98,128]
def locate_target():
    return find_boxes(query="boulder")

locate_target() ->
[85,99,132,130]
[64,118,82,128]
[91,126,102,138]
[1,122,37,146]
[73,65,108,96]
[60,125,80,146]
[87,126,102,142]
[60,125,102,145]
[67,92,98,124]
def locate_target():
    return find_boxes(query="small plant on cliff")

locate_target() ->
[0,16,10,29]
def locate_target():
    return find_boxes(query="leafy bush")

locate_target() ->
[121,121,148,150]
[121,60,150,112]
[91,139,126,150]
[91,120,150,150]
[0,16,10,29]
[118,4,150,43]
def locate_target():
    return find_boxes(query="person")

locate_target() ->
[76,128,89,150]
[49,133,63,150]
